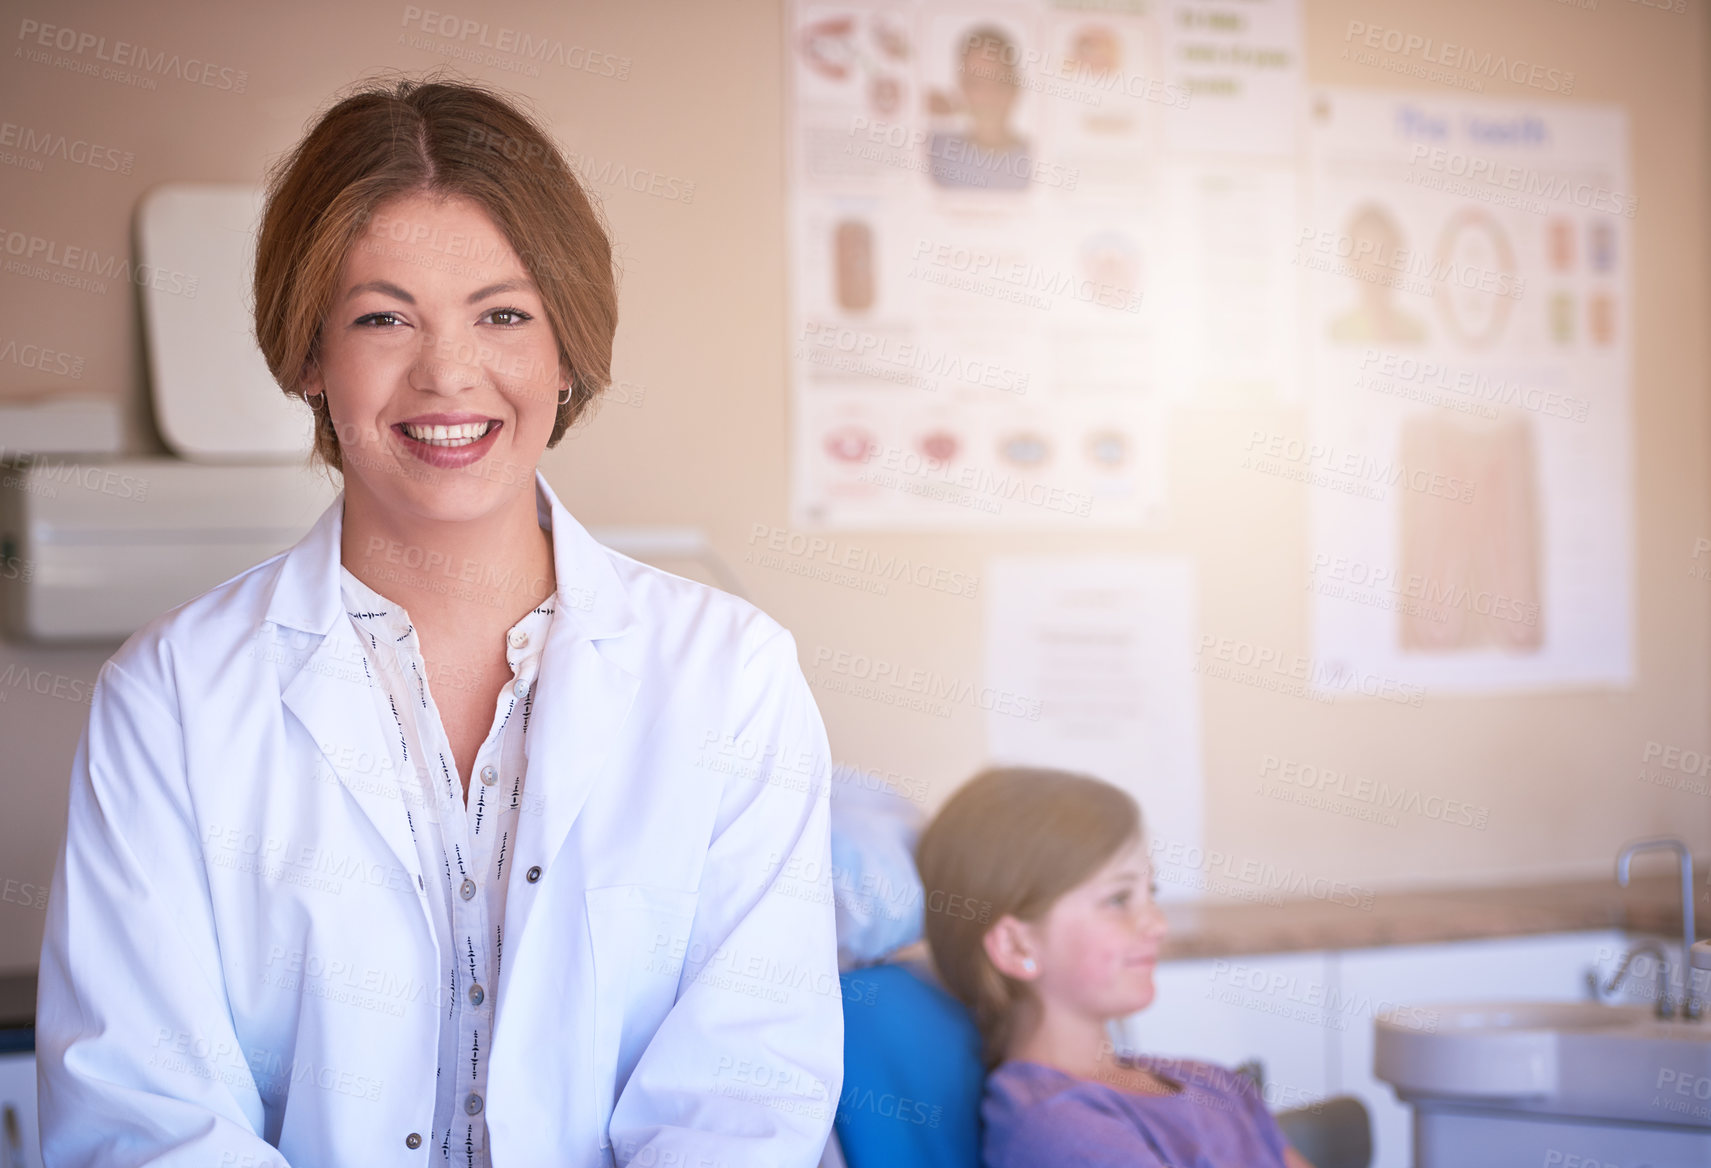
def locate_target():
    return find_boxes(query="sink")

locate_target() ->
[1376,1000,1711,1165]
[1377,1000,1711,1126]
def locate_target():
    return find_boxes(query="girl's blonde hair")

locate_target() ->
[914,766,1141,1071]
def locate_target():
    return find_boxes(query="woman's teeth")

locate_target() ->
[400,421,495,447]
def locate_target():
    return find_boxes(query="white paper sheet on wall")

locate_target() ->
[985,556,1203,901]
[785,0,1303,529]
[1302,88,1634,693]
[1154,161,1304,405]
[1160,0,1306,158]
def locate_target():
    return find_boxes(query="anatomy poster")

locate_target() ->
[786,0,1304,528]
[1302,88,1633,692]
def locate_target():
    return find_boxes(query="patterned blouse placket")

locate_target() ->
[340,567,554,1168]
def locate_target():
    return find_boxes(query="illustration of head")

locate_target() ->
[957,26,1023,143]
[1325,201,1426,345]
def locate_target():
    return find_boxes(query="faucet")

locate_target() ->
[1600,939,1676,1018]
[1616,837,1699,1020]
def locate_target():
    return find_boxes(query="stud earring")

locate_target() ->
[1021,958,1036,974]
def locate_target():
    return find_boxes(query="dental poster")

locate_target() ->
[1301,88,1633,692]
[785,0,1305,528]
[985,557,1204,901]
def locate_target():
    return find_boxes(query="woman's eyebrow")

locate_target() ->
[345,279,413,302]
[465,279,531,303]
[343,278,532,304]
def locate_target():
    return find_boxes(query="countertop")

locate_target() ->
[887,867,1711,966]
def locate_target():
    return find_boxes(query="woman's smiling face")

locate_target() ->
[302,190,565,523]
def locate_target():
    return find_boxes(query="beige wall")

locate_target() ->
[0,0,1706,972]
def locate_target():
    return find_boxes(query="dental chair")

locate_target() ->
[830,955,1374,1168]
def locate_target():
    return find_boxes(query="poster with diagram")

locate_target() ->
[786,0,1304,528]
[1302,88,1633,693]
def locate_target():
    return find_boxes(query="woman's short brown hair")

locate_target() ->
[253,70,617,474]
[914,766,1141,1071]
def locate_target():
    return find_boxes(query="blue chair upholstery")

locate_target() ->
[834,957,1374,1168]
[835,958,984,1168]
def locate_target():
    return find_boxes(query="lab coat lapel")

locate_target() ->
[506,621,640,949]
[263,490,429,909]
[278,619,429,898]
[505,472,643,953]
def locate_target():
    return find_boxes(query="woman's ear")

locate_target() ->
[982,914,1039,982]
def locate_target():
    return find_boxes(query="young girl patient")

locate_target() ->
[914,766,1317,1168]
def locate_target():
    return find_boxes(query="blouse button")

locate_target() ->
[469,982,485,1006]
[508,628,529,649]
[480,765,498,786]
[405,1132,422,1149]
[526,865,542,883]
[460,878,477,900]
[465,1092,484,1116]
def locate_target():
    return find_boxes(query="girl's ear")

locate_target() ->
[982,913,1039,982]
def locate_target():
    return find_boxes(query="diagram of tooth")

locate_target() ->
[834,219,876,312]
[1397,412,1544,653]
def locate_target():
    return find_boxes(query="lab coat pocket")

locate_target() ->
[585,882,700,1149]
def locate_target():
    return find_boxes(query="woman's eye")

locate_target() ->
[1148,881,1160,898]
[354,309,532,327]
[1110,890,1130,906]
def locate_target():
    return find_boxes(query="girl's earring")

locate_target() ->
[556,382,572,407]
[1021,958,1036,974]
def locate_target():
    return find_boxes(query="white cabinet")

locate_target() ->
[1116,929,1638,1168]
[0,1051,40,1168]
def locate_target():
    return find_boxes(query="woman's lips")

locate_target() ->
[392,420,502,469]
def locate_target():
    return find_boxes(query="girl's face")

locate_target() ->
[1023,835,1168,1019]
[301,190,565,523]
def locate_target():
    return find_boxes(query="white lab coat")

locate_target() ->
[36,471,843,1167]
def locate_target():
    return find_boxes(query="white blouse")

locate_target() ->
[337,533,555,1167]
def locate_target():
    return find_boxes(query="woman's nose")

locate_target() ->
[410,351,481,395]
[408,328,491,391]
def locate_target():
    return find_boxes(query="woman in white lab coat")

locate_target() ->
[36,76,842,1167]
